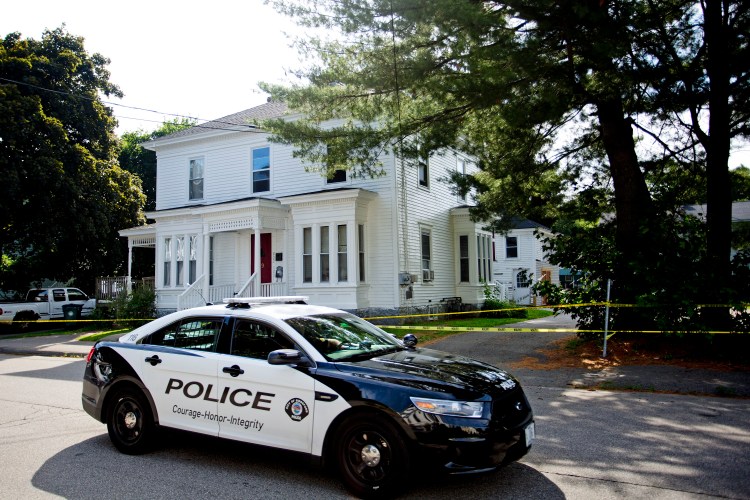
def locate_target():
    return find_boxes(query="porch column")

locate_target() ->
[127,239,133,293]
[202,224,210,303]
[254,226,261,297]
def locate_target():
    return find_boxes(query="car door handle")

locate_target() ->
[145,355,162,366]
[222,365,244,377]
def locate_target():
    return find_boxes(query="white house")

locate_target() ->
[492,218,560,305]
[119,101,495,315]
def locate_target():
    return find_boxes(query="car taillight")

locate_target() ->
[86,347,96,363]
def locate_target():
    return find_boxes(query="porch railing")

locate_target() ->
[260,282,287,297]
[177,275,208,310]
[95,276,155,300]
[209,284,236,304]
[176,275,289,310]
[235,273,288,298]
[236,273,256,297]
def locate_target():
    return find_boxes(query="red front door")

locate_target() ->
[251,233,273,283]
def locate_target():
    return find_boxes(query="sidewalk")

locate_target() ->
[0,332,121,358]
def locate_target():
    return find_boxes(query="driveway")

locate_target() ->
[429,312,750,397]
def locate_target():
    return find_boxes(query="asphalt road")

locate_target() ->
[1,353,748,499]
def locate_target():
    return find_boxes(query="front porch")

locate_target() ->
[117,199,292,313]
[174,272,288,310]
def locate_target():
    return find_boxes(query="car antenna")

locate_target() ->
[195,289,212,306]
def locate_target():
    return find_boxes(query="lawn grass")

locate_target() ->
[4,308,554,346]
[0,324,133,341]
[377,308,553,344]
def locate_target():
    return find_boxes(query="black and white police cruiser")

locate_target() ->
[82,296,534,497]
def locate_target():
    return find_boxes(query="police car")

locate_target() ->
[82,297,534,497]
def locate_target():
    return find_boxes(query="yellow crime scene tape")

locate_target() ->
[2,301,745,336]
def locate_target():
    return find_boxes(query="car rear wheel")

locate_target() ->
[334,415,409,498]
[107,388,154,454]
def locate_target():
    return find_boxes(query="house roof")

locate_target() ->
[143,101,289,146]
[511,217,551,231]
[683,201,750,222]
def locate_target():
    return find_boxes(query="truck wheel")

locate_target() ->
[106,388,155,455]
[12,312,38,332]
[334,415,409,498]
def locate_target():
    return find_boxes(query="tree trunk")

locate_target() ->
[596,97,654,324]
[704,0,732,329]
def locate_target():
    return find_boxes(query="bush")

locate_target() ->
[110,287,156,328]
[481,298,528,319]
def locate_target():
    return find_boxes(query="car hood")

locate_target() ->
[335,347,519,397]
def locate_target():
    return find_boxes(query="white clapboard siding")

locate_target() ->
[142,111,493,312]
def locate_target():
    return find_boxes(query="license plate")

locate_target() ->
[524,422,535,446]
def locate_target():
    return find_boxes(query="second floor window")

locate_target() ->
[189,158,204,200]
[421,228,433,281]
[252,147,270,193]
[506,237,518,258]
[418,156,429,187]
[327,169,347,184]
[457,159,467,202]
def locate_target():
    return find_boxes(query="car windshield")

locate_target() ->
[285,313,403,361]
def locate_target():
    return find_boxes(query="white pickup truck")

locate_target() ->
[0,288,97,325]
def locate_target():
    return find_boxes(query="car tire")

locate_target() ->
[12,312,38,332]
[106,388,155,455]
[334,414,409,498]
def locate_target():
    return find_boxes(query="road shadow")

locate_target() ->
[1,358,84,382]
[32,429,563,499]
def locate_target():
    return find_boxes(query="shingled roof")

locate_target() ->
[156,100,289,141]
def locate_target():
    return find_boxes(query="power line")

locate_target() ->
[0,76,263,133]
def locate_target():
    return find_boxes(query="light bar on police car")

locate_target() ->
[223,296,309,305]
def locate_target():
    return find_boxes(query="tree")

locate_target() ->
[119,118,196,211]
[263,0,749,325]
[0,28,145,293]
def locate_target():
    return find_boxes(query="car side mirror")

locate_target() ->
[268,349,311,367]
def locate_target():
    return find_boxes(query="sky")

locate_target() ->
[1,0,304,135]
[2,1,749,167]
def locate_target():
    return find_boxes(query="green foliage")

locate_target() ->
[731,167,750,202]
[482,281,527,319]
[265,1,748,324]
[534,209,750,336]
[109,286,156,327]
[481,299,528,319]
[265,0,748,331]
[0,27,145,292]
[118,118,196,211]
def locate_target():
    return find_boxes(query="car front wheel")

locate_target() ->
[106,388,154,455]
[335,415,409,498]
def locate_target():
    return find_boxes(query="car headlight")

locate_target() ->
[410,397,485,418]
